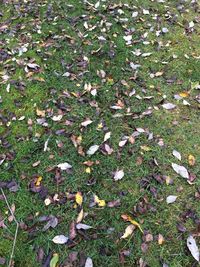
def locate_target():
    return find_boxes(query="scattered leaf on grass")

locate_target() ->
[120,225,135,239]
[50,253,59,267]
[76,223,93,230]
[162,103,176,110]
[75,192,83,206]
[172,150,181,161]
[85,257,93,267]
[87,145,99,155]
[57,162,72,170]
[166,195,177,204]
[172,163,189,179]
[187,235,200,262]
[52,235,68,244]
[121,214,143,233]
[188,155,196,166]
[158,234,165,245]
[94,194,106,207]
[113,170,124,181]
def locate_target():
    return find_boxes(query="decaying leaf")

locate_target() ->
[121,214,143,233]
[85,257,93,267]
[158,234,165,245]
[120,225,135,239]
[94,194,106,207]
[172,163,189,179]
[188,154,196,166]
[87,145,99,155]
[166,195,177,204]
[172,150,181,161]
[50,253,59,267]
[76,209,84,223]
[162,103,176,110]
[57,162,72,170]
[113,170,124,181]
[52,235,68,244]
[187,235,200,262]
[76,223,93,230]
[75,192,83,206]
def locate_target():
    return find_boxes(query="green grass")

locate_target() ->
[0,0,200,266]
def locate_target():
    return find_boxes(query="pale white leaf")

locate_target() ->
[52,115,63,121]
[81,119,93,127]
[114,170,124,181]
[87,145,99,155]
[172,163,189,179]
[166,195,177,204]
[172,150,181,161]
[123,35,132,42]
[52,235,68,244]
[57,162,72,170]
[85,257,93,267]
[76,223,93,230]
[119,139,127,147]
[187,236,200,262]
[104,132,111,142]
[162,103,176,110]
[120,225,135,239]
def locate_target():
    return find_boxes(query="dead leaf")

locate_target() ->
[87,145,99,155]
[52,235,68,244]
[188,155,196,166]
[120,225,135,239]
[75,192,83,206]
[172,163,189,179]
[187,235,200,262]
[121,214,143,233]
[172,150,181,161]
[166,195,177,204]
[113,170,124,181]
[85,257,93,267]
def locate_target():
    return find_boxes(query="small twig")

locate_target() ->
[1,188,19,267]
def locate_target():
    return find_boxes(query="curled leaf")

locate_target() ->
[120,225,135,239]
[121,214,143,233]
[50,253,59,267]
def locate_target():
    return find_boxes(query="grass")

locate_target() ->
[0,0,200,266]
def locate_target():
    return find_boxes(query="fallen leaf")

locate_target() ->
[188,155,196,166]
[87,145,99,155]
[76,223,93,230]
[113,170,124,181]
[162,103,176,110]
[85,257,93,267]
[50,253,59,267]
[94,194,106,207]
[172,150,181,161]
[57,162,72,170]
[104,132,111,142]
[187,235,200,262]
[172,163,189,179]
[166,195,177,204]
[121,214,143,233]
[52,235,68,244]
[81,119,93,127]
[158,234,165,245]
[75,192,83,206]
[120,225,135,239]
[76,209,84,223]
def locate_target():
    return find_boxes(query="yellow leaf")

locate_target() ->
[36,108,45,117]
[140,145,151,152]
[158,234,164,245]
[188,154,195,166]
[76,209,84,223]
[120,225,135,239]
[179,91,189,98]
[85,167,91,174]
[35,176,42,186]
[121,214,143,233]
[94,195,106,207]
[75,192,83,206]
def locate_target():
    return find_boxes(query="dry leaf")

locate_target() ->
[172,163,189,179]
[85,257,93,267]
[87,145,99,155]
[172,150,181,161]
[75,192,83,206]
[166,195,177,204]
[187,235,200,262]
[121,214,143,233]
[158,234,165,245]
[94,195,106,207]
[188,155,195,166]
[113,170,124,181]
[57,162,72,170]
[120,225,135,239]
[76,209,84,223]
[52,235,68,244]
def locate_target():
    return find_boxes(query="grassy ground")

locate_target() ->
[0,0,200,266]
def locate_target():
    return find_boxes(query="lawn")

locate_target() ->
[0,0,200,266]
